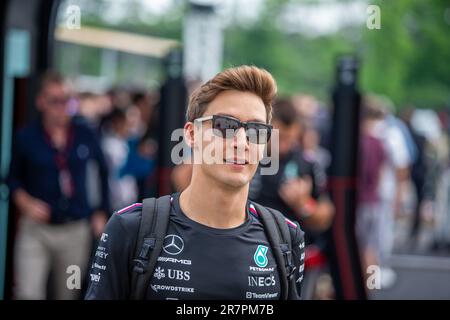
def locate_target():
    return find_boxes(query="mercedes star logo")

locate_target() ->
[163,234,184,255]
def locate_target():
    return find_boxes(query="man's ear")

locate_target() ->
[183,122,195,148]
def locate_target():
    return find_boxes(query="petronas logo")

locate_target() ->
[254,245,269,268]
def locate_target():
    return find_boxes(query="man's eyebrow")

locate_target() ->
[215,113,266,123]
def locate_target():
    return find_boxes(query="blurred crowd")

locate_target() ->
[77,84,160,209]
[8,71,160,299]
[357,95,450,290]
[7,70,450,300]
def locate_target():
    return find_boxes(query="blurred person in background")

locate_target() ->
[121,129,158,200]
[75,92,113,137]
[120,91,159,199]
[100,108,138,211]
[107,86,132,111]
[128,90,159,138]
[356,99,387,274]
[292,94,333,164]
[302,123,331,185]
[77,92,99,127]
[428,112,450,225]
[399,107,430,247]
[366,95,412,288]
[291,94,320,123]
[433,108,450,251]
[249,98,334,241]
[249,97,334,300]
[75,92,114,226]
[8,71,110,299]
[409,108,449,250]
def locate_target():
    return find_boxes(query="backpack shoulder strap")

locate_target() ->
[265,206,299,300]
[252,203,297,300]
[130,195,172,300]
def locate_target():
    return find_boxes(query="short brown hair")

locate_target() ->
[361,95,386,120]
[186,65,277,123]
[37,70,65,95]
[272,97,300,126]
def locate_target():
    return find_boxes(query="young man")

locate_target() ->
[85,65,305,300]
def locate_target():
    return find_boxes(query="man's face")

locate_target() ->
[272,120,301,157]
[137,94,154,123]
[37,82,71,127]
[190,90,268,190]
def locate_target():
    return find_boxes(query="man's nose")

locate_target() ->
[232,127,248,148]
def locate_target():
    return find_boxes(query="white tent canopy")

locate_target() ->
[55,25,179,58]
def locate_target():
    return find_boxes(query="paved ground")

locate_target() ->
[370,211,450,300]
[370,254,450,299]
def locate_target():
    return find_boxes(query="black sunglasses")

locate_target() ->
[194,114,272,144]
[46,96,70,107]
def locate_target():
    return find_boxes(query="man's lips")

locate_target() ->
[224,158,248,165]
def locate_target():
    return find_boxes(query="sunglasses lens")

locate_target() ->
[246,124,271,144]
[213,116,239,138]
[210,116,271,144]
[48,97,69,107]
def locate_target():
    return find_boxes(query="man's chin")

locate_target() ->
[218,173,251,190]
[202,164,254,190]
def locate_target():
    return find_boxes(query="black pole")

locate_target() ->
[326,55,366,300]
[157,49,187,196]
[36,0,60,73]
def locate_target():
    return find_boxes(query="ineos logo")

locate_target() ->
[163,235,184,255]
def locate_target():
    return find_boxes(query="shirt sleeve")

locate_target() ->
[297,153,325,200]
[85,213,136,300]
[290,222,306,300]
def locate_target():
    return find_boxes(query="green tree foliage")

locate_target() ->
[224,0,450,108]
[58,0,449,109]
[360,0,450,108]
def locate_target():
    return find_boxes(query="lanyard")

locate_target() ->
[43,125,75,199]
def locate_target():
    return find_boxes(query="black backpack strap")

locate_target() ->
[130,195,172,300]
[252,203,297,300]
[265,207,298,300]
